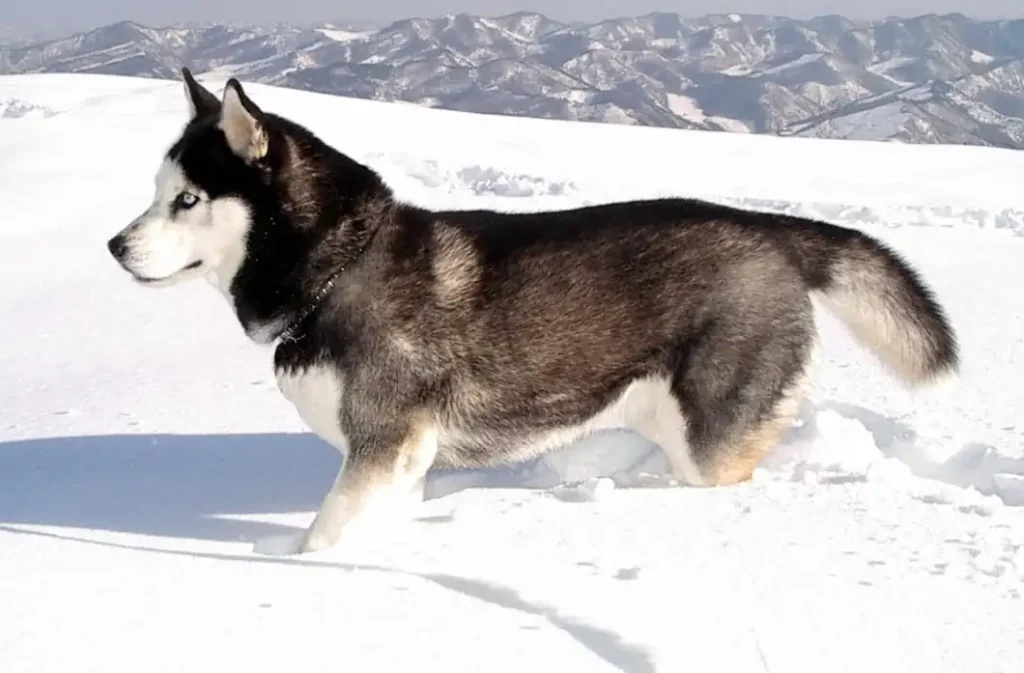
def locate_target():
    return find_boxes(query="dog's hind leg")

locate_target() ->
[254,412,439,556]
[618,368,807,487]
[667,282,816,487]
[695,368,808,485]
[678,348,812,487]
[619,376,707,486]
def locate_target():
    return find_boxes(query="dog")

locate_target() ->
[106,68,959,555]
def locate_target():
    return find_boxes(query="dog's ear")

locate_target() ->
[181,67,220,120]
[218,78,269,163]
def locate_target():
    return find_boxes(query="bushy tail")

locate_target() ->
[783,219,959,387]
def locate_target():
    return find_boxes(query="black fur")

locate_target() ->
[108,72,960,553]
[173,79,960,472]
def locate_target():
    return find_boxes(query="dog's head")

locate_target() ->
[107,68,390,342]
[106,70,269,293]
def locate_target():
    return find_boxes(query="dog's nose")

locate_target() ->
[107,234,127,259]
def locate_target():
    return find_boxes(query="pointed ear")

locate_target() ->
[218,78,269,163]
[181,67,220,119]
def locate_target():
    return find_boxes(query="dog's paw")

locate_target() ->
[298,530,337,554]
[252,528,338,556]
[252,530,307,556]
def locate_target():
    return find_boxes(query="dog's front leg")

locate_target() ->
[254,415,439,556]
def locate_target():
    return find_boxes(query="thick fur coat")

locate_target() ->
[106,69,959,555]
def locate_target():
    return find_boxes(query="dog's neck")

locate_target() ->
[274,204,386,343]
[276,269,342,343]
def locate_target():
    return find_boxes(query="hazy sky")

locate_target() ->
[6,0,1021,35]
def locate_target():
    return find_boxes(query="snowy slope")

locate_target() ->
[0,73,1022,672]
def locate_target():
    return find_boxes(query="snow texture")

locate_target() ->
[1,73,1022,672]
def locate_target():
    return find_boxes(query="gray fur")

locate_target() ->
[107,71,959,555]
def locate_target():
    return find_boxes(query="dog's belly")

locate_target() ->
[275,362,349,453]
[273,361,634,466]
[273,366,703,485]
[434,375,694,473]
[435,413,623,469]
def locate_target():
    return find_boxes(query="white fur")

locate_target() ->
[261,362,439,555]
[112,158,251,293]
[616,376,705,486]
[218,85,268,161]
[245,317,291,346]
[441,375,706,486]
[275,363,350,454]
[264,362,348,555]
[275,364,705,488]
[255,422,439,556]
[262,365,705,555]
[812,258,956,387]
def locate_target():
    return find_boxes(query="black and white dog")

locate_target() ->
[107,69,959,554]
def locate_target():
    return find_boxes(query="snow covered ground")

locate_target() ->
[1,73,1022,672]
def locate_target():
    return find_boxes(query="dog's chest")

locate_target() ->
[275,363,349,452]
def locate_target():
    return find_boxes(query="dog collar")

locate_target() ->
[276,226,376,344]
[277,270,342,343]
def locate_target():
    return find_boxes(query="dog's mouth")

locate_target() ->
[133,260,203,284]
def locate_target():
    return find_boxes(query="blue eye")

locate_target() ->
[176,191,199,209]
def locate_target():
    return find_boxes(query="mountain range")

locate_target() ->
[2,11,1024,148]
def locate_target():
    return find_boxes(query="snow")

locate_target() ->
[756,52,825,76]
[665,92,750,133]
[1,72,1023,672]
[867,57,917,86]
[971,50,995,64]
[798,100,913,142]
[477,17,534,44]
[315,27,372,43]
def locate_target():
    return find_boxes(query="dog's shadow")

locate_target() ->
[6,400,1018,545]
[0,430,671,543]
[0,431,666,673]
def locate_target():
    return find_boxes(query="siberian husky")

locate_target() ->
[106,68,959,555]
